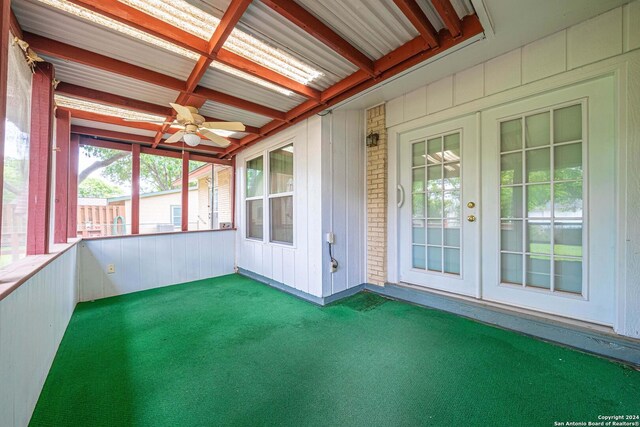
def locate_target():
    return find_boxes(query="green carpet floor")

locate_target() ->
[31,274,640,426]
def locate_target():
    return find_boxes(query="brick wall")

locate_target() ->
[366,105,387,285]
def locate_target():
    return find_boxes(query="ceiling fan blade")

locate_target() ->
[199,129,231,148]
[200,121,245,132]
[170,103,195,122]
[165,131,185,144]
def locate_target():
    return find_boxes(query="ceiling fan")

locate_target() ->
[128,103,245,148]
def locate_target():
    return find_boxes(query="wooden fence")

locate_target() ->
[77,205,127,237]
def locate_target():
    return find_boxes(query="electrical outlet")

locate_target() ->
[326,232,335,244]
[107,263,115,274]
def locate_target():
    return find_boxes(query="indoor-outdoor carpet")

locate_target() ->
[30,274,640,426]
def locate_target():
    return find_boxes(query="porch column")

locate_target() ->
[131,144,140,234]
[67,134,79,238]
[54,108,70,243]
[181,151,189,231]
[366,105,388,285]
[27,62,55,255]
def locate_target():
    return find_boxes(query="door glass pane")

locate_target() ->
[500,187,523,218]
[412,168,425,192]
[444,248,460,274]
[427,165,442,191]
[443,133,460,160]
[525,112,550,148]
[427,219,442,245]
[412,193,425,218]
[427,246,442,272]
[527,221,551,254]
[554,258,582,294]
[499,103,585,295]
[554,105,582,143]
[500,119,522,152]
[427,138,442,164]
[526,255,551,289]
[246,156,263,198]
[501,153,522,185]
[526,148,550,183]
[444,191,460,218]
[554,181,582,217]
[554,221,582,257]
[501,220,523,252]
[444,163,460,189]
[412,220,425,245]
[427,192,442,217]
[444,219,460,247]
[412,141,425,166]
[554,143,582,181]
[246,199,263,239]
[501,253,523,285]
[527,184,550,218]
[413,245,426,269]
[269,144,294,194]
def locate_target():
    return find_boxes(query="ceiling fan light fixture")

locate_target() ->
[183,133,201,147]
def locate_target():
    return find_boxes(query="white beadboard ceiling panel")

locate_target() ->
[198,101,272,128]
[71,119,157,138]
[294,0,419,59]
[13,0,196,80]
[199,68,306,112]
[236,1,357,89]
[43,55,180,106]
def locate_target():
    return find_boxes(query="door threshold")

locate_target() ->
[367,282,640,367]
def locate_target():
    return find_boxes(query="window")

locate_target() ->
[245,143,294,244]
[1,36,33,268]
[171,205,182,228]
[246,156,263,240]
[269,144,294,244]
[499,103,584,294]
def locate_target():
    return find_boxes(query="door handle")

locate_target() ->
[397,184,405,208]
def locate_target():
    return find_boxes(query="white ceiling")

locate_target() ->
[334,0,631,111]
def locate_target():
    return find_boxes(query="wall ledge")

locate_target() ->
[0,239,80,302]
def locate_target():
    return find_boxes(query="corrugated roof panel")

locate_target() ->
[416,0,476,30]
[43,55,180,106]
[199,101,272,128]
[199,68,306,112]
[71,118,157,137]
[161,131,249,140]
[236,2,357,90]
[294,0,418,59]
[13,0,197,81]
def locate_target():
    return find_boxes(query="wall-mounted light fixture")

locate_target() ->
[366,132,379,147]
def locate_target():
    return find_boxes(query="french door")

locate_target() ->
[481,76,615,325]
[398,115,479,296]
[396,76,615,325]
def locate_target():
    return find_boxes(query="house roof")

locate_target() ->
[107,187,195,203]
[11,0,482,161]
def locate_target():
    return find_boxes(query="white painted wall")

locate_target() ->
[321,111,366,296]
[0,245,78,427]
[384,3,640,337]
[78,230,235,301]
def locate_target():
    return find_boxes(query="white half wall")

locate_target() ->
[78,230,235,301]
[0,245,78,427]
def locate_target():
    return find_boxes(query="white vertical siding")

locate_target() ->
[78,230,235,301]
[0,245,78,427]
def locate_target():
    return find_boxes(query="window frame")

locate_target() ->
[170,204,182,229]
[244,140,295,246]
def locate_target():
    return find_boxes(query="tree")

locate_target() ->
[78,177,123,198]
[80,146,205,193]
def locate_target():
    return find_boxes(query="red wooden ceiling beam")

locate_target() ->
[431,0,462,38]
[193,86,287,121]
[72,125,233,159]
[393,0,439,48]
[24,32,186,92]
[259,0,375,76]
[60,0,319,100]
[226,14,483,157]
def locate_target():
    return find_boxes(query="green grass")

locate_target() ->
[31,274,640,426]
